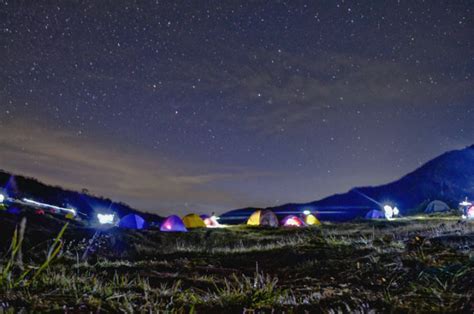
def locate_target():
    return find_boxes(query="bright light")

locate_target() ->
[0,194,4,203]
[97,213,114,225]
[468,206,474,219]
[285,218,301,226]
[460,201,472,207]
[393,207,399,216]
[23,198,76,216]
[383,205,394,220]
[303,210,311,216]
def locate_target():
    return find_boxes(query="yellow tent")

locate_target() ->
[247,210,279,227]
[65,213,75,220]
[247,210,261,225]
[305,214,321,226]
[182,213,206,228]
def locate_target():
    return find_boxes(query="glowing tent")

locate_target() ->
[35,209,45,215]
[7,207,21,215]
[65,213,75,220]
[425,200,450,213]
[467,206,474,219]
[200,214,220,227]
[160,215,188,232]
[365,209,385,219]
[247,210,279,227]
[119,214,146,230]
[304,214,321,226]
[182,213,206,228]
[281,215,304,227]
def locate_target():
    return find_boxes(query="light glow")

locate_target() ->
[97,213,115,224]
[0,194,4,203]
[383,205,394,220]
[303,210,311,216]
[467,206,474,219]
[393,207,399,216]
[23,198,76,216]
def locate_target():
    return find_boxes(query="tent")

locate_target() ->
[160,215,188,232]
[365,209,385,219]
[35,209,45,215]
[247,210,279,227]
[425,200,450,213]
[467,206,474,219]
[7,207,21,215]
[200,214,220,227]
[65,213,75,220]
[281,215,305,227]
[119,214,146,230]
[304,214,321,226]
[182,213,206,228]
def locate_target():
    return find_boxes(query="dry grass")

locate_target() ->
[0,215,472,312]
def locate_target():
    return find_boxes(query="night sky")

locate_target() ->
[1,1,473,215]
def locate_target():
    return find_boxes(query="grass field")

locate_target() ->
[0,213,473,312]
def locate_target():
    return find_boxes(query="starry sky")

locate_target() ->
[0,1,473,215]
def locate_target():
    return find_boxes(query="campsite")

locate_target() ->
[0,200,473,312]
[1,0,474,312]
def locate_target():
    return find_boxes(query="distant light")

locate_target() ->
[393,207,399,216]
[285,217,301,227]
[460,201,472,207]
[212,215,220,221]
[97,213,114,225]
[468,206,474,219]
[303,210,311,216]
[383,205,394,220]
[0,194,4,203]
[23,198,76,216]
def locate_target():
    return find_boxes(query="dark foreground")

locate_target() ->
[0,213,473,313]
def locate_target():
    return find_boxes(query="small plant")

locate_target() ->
[0,219,69,291]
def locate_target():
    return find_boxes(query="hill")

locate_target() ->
[221,145,474,223]
[0,170,162,222]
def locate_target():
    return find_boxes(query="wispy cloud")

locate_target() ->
[0,120,269,214]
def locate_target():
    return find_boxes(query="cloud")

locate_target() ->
[0,120,269,214]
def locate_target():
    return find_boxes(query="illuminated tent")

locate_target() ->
[119,214,146,230]
[304,214,321,226]
[160,215,188,232]
[200,214,220,227]
[65,213,75,220]
[365,209,385,219]
[35,209,45,215]
[281,215,305,227]
[7,207,21,215]
[182,213,206,228]
[247,210,279,227]
[467,206,474,219]
[425,200,450,213]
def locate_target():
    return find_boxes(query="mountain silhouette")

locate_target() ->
[221,145,474,223]
[0,170,162,222]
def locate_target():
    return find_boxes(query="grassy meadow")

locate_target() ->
[0,212,473,313]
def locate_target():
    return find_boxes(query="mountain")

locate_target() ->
[220,145,474,223]
[0,170,163,222]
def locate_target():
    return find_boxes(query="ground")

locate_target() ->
[0,212,473,313]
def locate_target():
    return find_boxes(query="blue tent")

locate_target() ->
[118,214,146,229]
[7,207,21,215]
[160,215,187,232]
[365,209,385,219]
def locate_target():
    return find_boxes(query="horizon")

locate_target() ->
[1,1,473,216]
[1,143,472,216]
